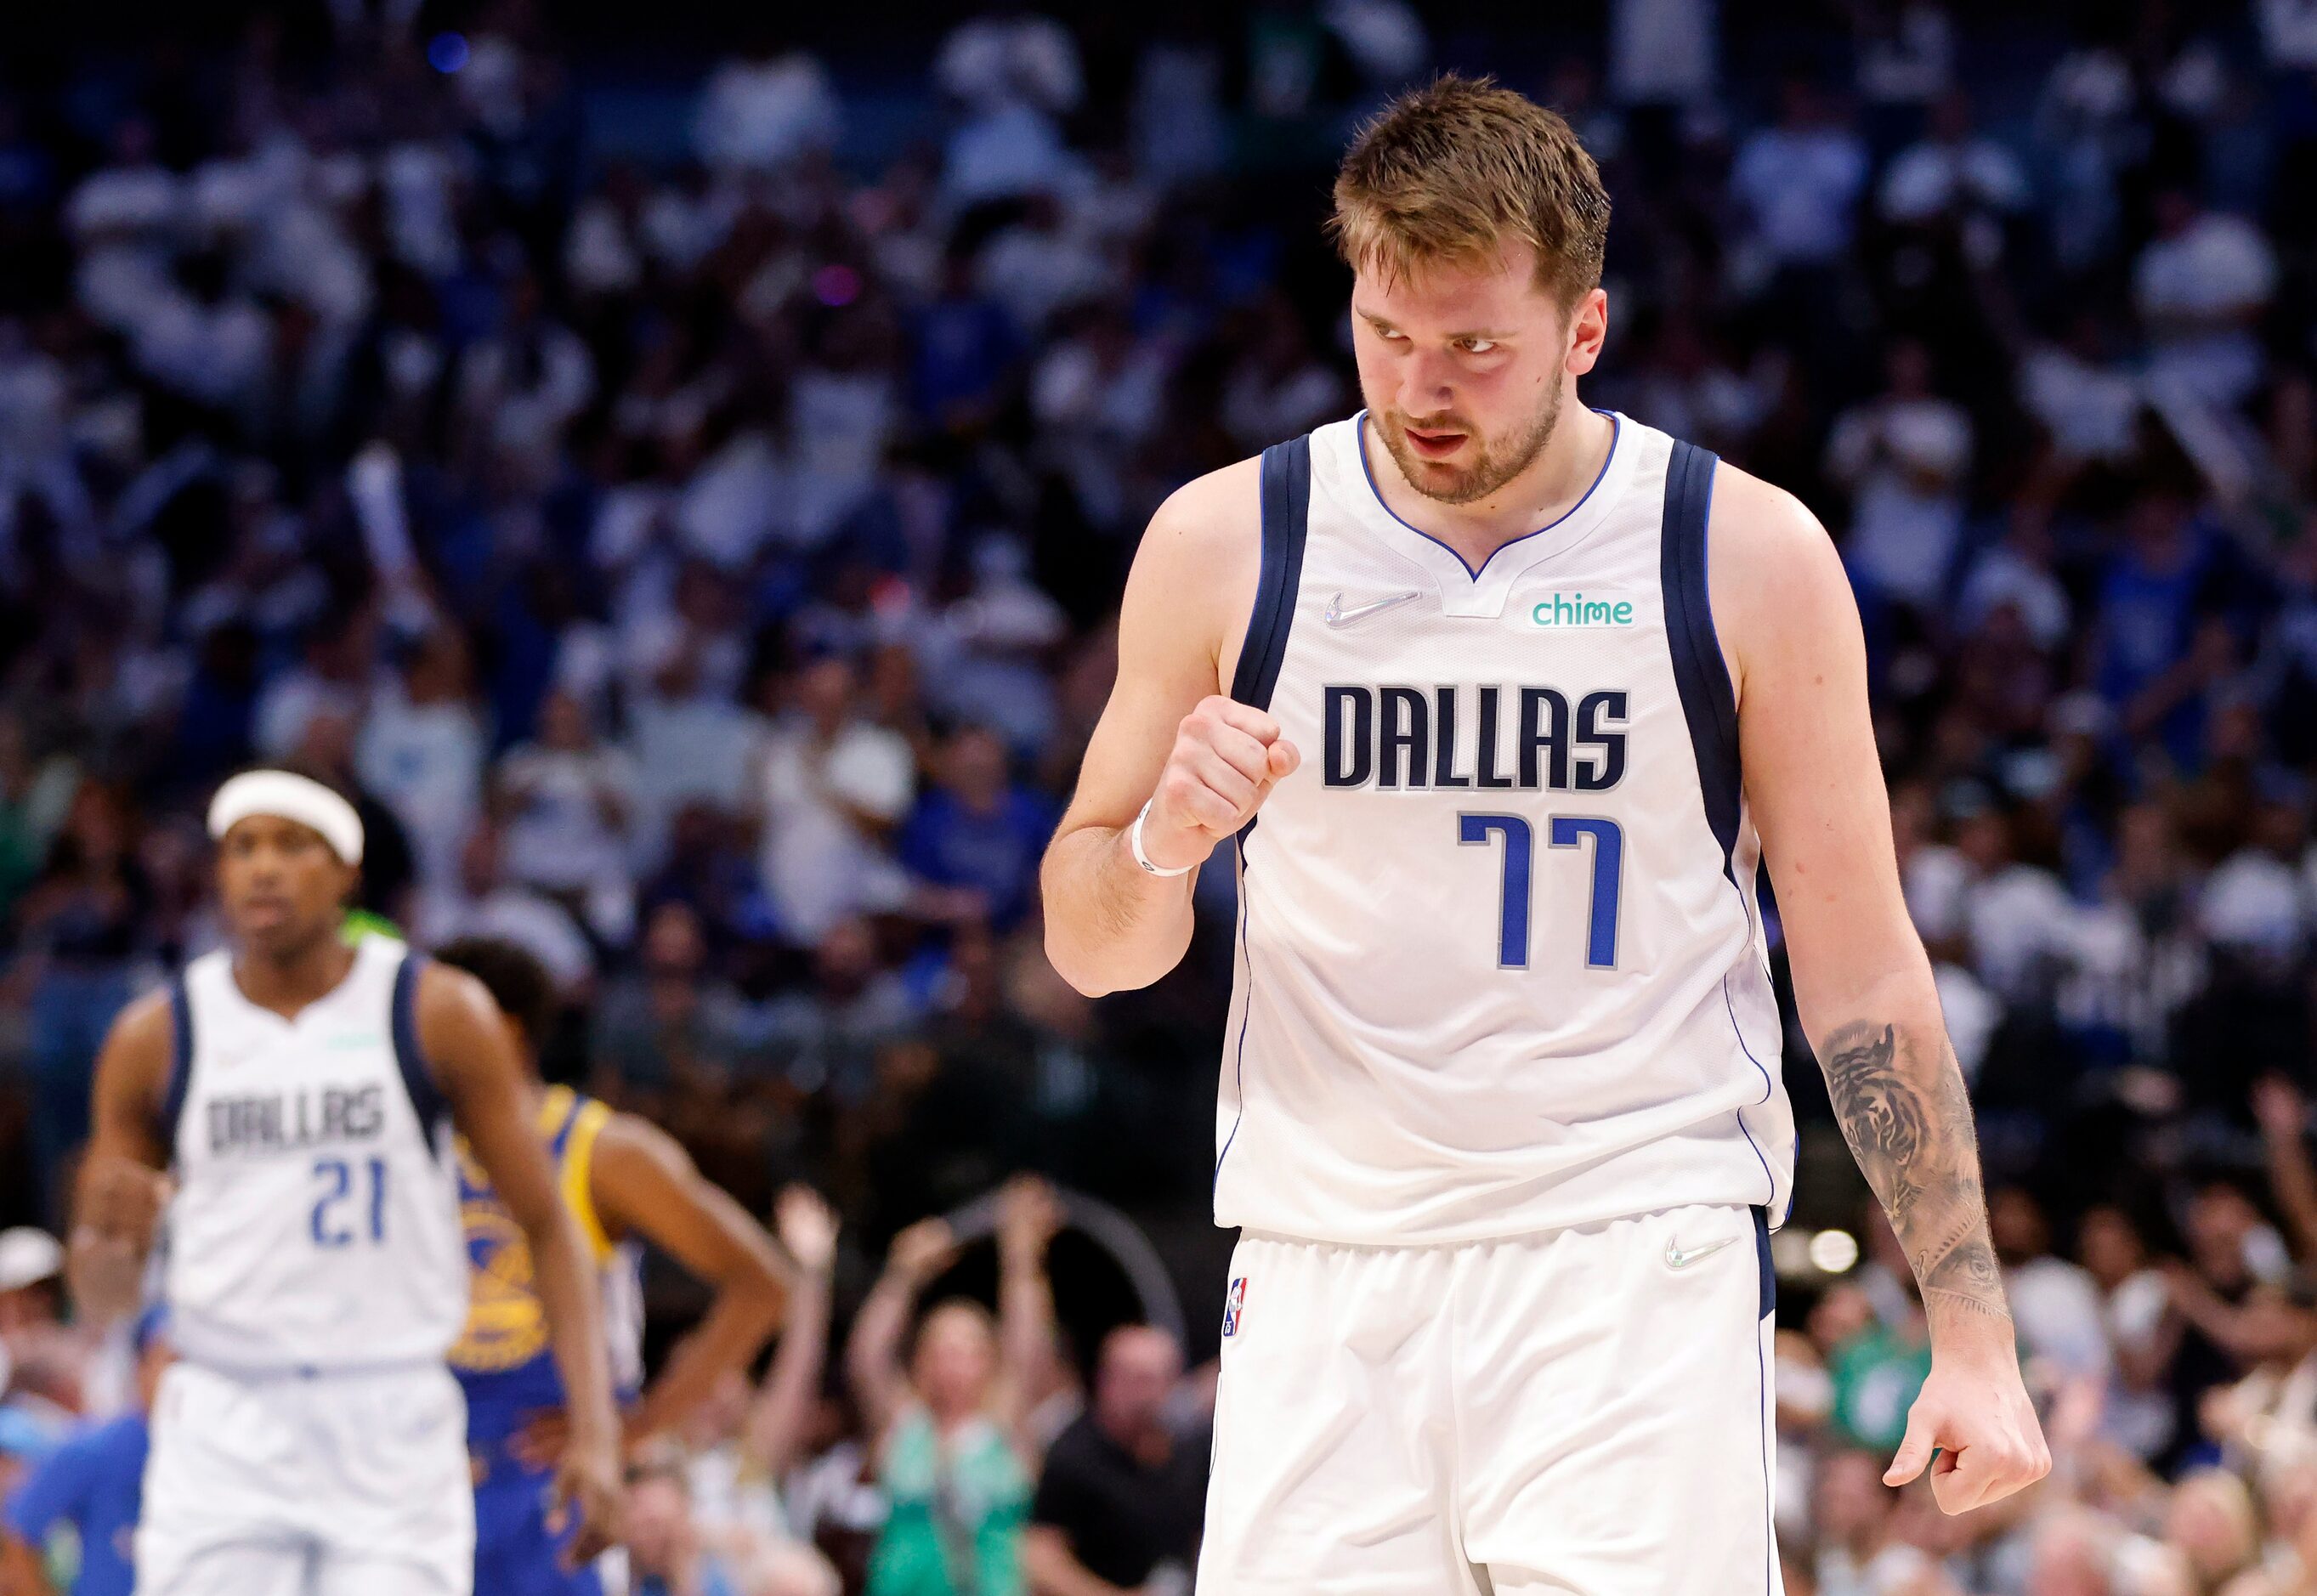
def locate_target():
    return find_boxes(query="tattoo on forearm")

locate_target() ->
[1823,1021,2011,1324]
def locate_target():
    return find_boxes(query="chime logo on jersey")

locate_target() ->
[1528,591,1637,627]
[1221,1276,1248,1338]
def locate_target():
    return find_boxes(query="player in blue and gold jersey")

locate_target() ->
[434,937,791,1596]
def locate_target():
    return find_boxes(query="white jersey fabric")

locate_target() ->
[1215,411,1795,1245]
[162,933,468,1372]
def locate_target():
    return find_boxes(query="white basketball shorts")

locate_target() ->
[136,1360,475,1596]
[1197,1204,1781,1596]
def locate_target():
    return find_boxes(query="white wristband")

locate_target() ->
[1129,799,1195,877]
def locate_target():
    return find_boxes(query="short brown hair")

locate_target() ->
[1331,74,1610,306]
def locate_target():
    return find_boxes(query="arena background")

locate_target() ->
[1,1,2316,1592]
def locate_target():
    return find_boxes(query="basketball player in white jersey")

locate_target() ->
[1042,76,2049,1593]
[69,770,622,1595]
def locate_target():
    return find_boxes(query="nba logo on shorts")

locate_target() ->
[1221,1276,1248,1338]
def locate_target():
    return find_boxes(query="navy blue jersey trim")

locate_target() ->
[1753,1242,1777,1593]
[1213,842,1254,1193]
[1659,440,1740,866]
[391,954,450,1158]
[160,976,194,1159]
[1753,1206,1775,1320]
[1229,433,1312,713]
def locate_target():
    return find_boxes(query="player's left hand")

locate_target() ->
[1883,1334,2052,1514]
[548,1423,623,1567]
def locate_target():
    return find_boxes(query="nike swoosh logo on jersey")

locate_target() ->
[1664,1235,1740,1271]
[1323,590,1422,628]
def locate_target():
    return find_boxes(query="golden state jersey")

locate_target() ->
[449,1086,643,1440]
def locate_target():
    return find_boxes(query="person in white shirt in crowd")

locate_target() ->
[756,654,915,945]
[2134,188,2280,413]
[976,190,1112,341]
[495,688,639,948]
[416,820,597,998]
[355,623,486,893]
[453,269,596,482]
[2200,788,2317,977]
[1953,790,2082,1007]
[1958,507,2075,658]
[1030,302,1175,529]
[1878,89,2032,258]
[1990,1188,2114,1384]
[1728,75,1872,290]
[917,536,1069,760]
[626,631,763,870]
[0,317,93,547]
[1826,338,1974,613]
[694,28,841,179]
[252,612,376,764]
[1606,0,1718,113]
[2263,0,2317,71]
[2019,308,2145,470]
[66,118,184,345]
[2076,1204,2179,1465]
[935,8,1085,207]
[1854,0,1957,147]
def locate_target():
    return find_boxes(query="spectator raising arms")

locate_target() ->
[847,1179,1063,1596]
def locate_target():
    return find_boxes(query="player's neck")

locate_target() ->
[1364,401,1614,569]
[230,934,360,1021]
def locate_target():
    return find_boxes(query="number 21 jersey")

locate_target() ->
[1215,412,1796,1246]
[162,934,468,1371]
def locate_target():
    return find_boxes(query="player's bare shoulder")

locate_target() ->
[91,985,178,1127]
[102,985,178,1061]
[411,956,514,1083]
[1125,455,1266,684]
[1701,458,1858,713]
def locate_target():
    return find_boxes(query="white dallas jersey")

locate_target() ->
[1215,411,1795,1246]
[162,934,468,1371]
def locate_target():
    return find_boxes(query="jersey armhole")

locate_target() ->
[158,976,194,1161]
[390,953,451,1158]
[1227,432,1313,713]
[560,1101,617,1264]
[1659,439,1741,867]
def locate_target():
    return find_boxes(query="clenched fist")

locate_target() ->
[1138,697,1301,871]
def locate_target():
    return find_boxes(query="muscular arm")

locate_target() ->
[1714,466,2046,1508]
[421,963,619,1549]
[70,993,175,1325]
[1714,468,2007,1327]
[590,1113,789,1446]
[1040,461,1275,997]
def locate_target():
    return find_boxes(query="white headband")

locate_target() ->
[207,771,365,865]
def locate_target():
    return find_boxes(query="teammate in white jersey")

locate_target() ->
[1041,76,2049,1593]
[70,770,621,1595]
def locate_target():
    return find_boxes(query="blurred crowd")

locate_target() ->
[0,0,2309,1590]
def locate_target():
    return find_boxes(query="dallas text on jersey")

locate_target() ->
[1320,684,1629,791]
[206,1084,388,1157]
